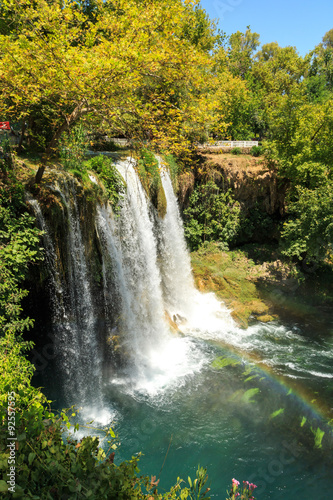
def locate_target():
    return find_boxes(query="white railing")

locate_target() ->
[110,138,129,146]
[199,140,258,148]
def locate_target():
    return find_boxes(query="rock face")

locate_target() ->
[177,170,195,211]
[178,153,286,218]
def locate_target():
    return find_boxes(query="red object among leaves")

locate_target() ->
[0,122,10,130]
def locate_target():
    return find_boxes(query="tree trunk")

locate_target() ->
[17,121,26,154]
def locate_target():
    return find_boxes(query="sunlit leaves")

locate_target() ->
[270,408,285,419]
[211,356,240,369]
[184,181,241,251]
[0,0,214,158]
[0,163,44,337]
[311,426,325,449]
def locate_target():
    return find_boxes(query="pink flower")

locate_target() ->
[232,478,240,486]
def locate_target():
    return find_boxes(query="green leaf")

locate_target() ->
[0,480,8,492]
[244,375,258,382]
[28,452,36,465]
[300,416,307,427]
[211,356,239,369]
[270,408,285,419]
[242,388,260,403]
[311,427,325,449]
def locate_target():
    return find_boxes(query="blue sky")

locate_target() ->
[199,0,333,56]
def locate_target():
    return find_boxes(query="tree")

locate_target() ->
[180,3,221,53]
[212,71,253,139]
[308,30,333,94]
[184,181,241,250]
[322,28,333,49]
[281,183,333,262]
[226,27,260,79]
[0,0,214,182]
[266,85,333,262]
[252,44,306,100]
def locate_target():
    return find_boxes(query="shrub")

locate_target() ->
[59,124,88,172]
[184,181,241,251]
[0,136,14,175]
[231,147,242,155]
[85,155,125,210]
[250,145,263,157]
[0,169,44,337]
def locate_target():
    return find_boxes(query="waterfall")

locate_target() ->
[27,197,77,396]
[56,178,103,407]
[96,160,176,379]
[96,158,207,394]
[27,197,65,315]
[157,165,235,337]
[29,179,103,408]
[157,166,196,318]
[32,157,233,404]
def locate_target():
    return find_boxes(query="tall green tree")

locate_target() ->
[308,28,333,96]
[0,0,214,181]
[226,27,260,79]
[267,86,333,262]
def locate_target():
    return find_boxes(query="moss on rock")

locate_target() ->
[191,242,275,328]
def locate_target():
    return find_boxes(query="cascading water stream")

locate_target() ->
[29,178,104,409]
[55,178,103,408]
[158,165,235,336]
[157,166,195,315]
[27,197,82,401]
[27,197,65,313]
[96,158,207,394]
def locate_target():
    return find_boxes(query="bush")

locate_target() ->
[0,136,14,175]
[250,145,263,157]
[59,124,88,172]
[237,203,276,244]
[184,181,241,251]
[281,182,333,263]
[231,147,242,155]
[85,155,125,210]
[0,170,44,337]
